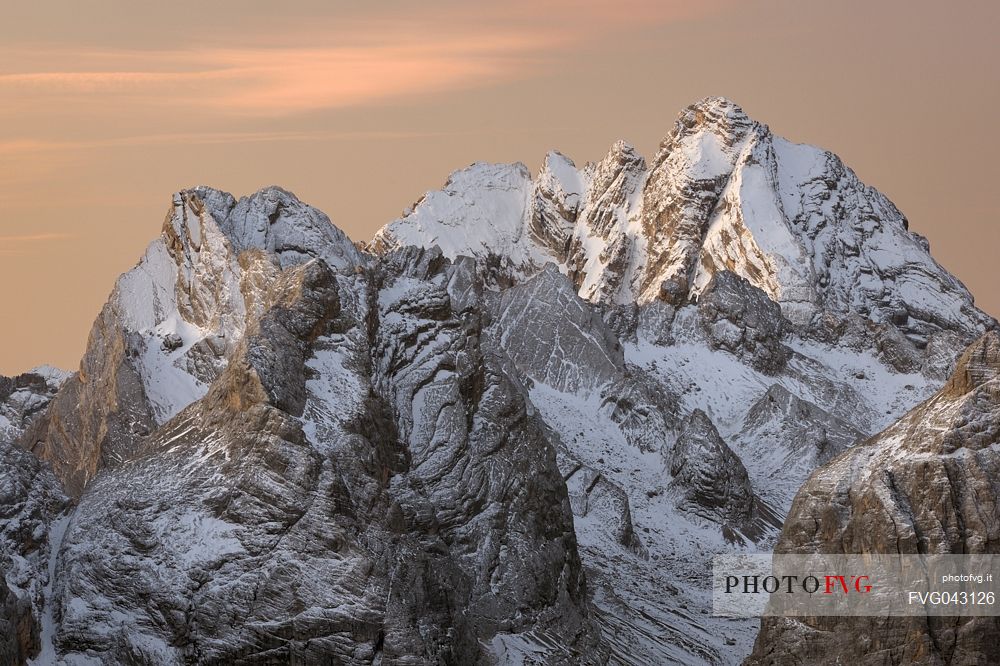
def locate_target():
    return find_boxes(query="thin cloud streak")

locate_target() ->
[0,125,583,156]
[0,233,75,256]
[0,233,74,242]
[0,130,453,156]
[0,2,722,117]
[0,38,558,116]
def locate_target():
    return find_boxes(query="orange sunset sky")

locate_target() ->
[1,0,998,373]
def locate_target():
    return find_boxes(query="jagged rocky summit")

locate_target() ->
[373,97,990,344]
[1,97,996,665]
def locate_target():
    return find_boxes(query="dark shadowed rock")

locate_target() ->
[49,248,604,664]
[0,369,69,666]
[667,410,762,539]
[748,333,1000,665]
[697,271,790,374]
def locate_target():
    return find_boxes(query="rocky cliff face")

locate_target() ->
[0,369,69,666]
[5,98,997,665]
[667,410,766,540]
[375,97,993,346]
[748,332,1000,665]
[22,187,365,497]
[0,367,68,444]
[32,203,600,664]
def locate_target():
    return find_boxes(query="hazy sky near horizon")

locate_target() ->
[1,0,998,373]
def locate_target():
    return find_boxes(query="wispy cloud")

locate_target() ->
[0,37,555,117]
[0,1,723,117]
[0,233,74,242]
[0,130,450,156]
[0,232,74,255]
[1,49,531,116]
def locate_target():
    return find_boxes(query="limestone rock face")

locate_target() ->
[374,97,994,347]
[494,263,625,394]
[8,98,1000,665]
[0,367,67,444]
[667,410,763,539]
[529,151,583,258]
[0,370,69,666]
[733,384,863,511]
[748,333,1000,665]
[598,373,677,454]
[21,187,363,496]
[696,271,791,374]
[567,140,648,304]
[562,458,642,553]
[45,244,603,664]
[0,579,33,666]
[637,97,758,305]
[220,185,364,271]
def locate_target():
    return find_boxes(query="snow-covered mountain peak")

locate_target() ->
[373,98,995,345]
[22,184,368,495]
[537,150,583,207]
[586,140,646,197]
[7,101,1000,666]
[175,185,237,223]
[371,160,540,270]
[673,96,753,134]
[168,184,365,272]
[216,185,363,271]
[647,97,756,182]
[600,138,643,165]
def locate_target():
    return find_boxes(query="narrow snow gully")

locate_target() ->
[29,511,72,666]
